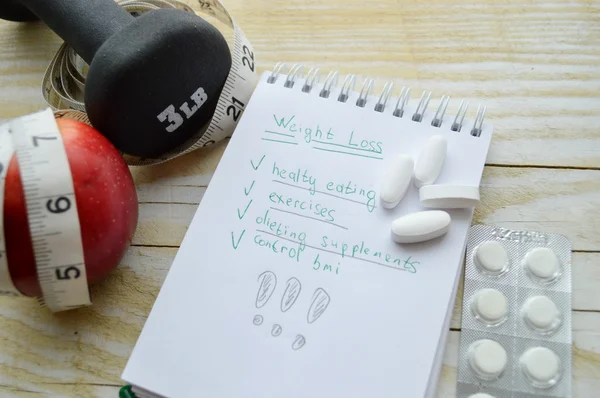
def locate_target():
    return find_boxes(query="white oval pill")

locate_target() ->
[419,184,480,209]
[380,154,414,209]
[522,295,561,332]
[414,134,447,188]
[390,210,450,243]
[472,288,508,325]
[520,347,561,388]
[474,241,509,275]
[468,339,507,380]
[524,247,560,282]
[468,394,496,398]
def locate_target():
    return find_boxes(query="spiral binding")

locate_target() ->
[267,63,487,137]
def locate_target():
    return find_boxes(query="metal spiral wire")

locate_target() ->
[267,63,487,134]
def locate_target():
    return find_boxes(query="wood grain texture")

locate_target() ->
[1,246,599,397]
[1,0,599,396]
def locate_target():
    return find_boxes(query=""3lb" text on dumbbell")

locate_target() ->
[157,86,208,133]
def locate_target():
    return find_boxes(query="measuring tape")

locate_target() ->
[41,0,259,166]
[0,109,91,312]
[0,0,257,311]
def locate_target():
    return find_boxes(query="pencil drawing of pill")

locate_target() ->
[281,277,302,312]
[307,288,331,324]
[292,335,306,350]
[253,315,263,325]
[271,324,282,337]
[256,271,277,309]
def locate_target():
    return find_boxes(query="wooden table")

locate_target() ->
[1,0,599,396]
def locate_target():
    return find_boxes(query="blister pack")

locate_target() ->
[456,224,572,398]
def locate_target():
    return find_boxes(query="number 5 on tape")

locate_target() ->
[11,108,91,312]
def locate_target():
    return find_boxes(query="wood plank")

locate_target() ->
[0,246,597,397]
[195,0,600,169]
[0,246,175,389]
[0,384,119,398]
[475,166,600,251]
[131,164,600,250]
[1,0,600,168]
[1,0,599,396]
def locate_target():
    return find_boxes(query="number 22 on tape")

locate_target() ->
[10,108,91,311]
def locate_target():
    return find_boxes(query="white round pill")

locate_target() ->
[468,339,507,380]
[472,288,508,325]
[474,241,509,275]
[524,247,560,282]
[468,394,496,398]
[520,346,561,388]
[522,295,561,332]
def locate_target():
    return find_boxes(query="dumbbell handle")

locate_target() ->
[20,0,134,64]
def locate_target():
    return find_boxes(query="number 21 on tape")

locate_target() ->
[156,45,254,133]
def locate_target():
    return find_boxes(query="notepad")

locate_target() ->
[122,63,494,398]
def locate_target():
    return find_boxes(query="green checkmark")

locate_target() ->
[237,199,253,219]
[244,181,255,196]
[231,230,246,250]
[250,155,266,171]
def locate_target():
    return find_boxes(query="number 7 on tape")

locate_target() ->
[10,108,91,312]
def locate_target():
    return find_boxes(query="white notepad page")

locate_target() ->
[122,68,493,398]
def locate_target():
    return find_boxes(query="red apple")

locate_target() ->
[3,117,139,297]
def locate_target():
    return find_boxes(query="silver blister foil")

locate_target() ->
[456,224,572,398]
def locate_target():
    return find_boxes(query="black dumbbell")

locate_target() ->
[0,0,38,22]
[2,0,232,158]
